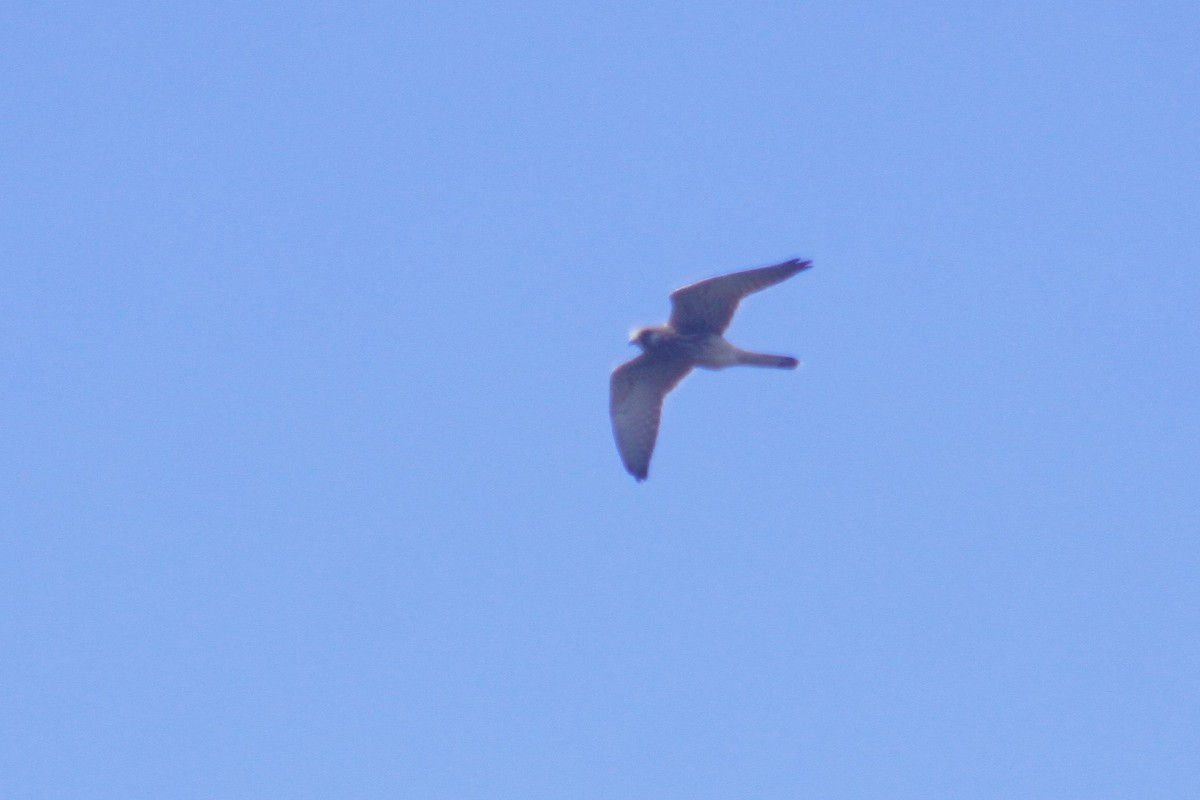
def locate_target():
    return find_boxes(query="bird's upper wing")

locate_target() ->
[668,258,812,335]
[609,354,693,481]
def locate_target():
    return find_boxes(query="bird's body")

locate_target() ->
[631,326,799,370]
[609,258,812,481]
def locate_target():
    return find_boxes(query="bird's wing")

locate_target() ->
[609,354,693,481]
[668,258,812,335]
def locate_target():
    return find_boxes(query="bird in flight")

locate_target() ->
[609,258,812,481]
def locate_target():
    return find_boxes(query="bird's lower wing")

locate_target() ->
[609,355,693,481]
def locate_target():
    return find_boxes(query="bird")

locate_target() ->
[609,257,812,481]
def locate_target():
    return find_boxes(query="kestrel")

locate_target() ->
[610,258,812,481]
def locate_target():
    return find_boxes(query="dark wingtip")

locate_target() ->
[622,458,649,481]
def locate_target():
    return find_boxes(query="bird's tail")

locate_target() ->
[736,350,799,369]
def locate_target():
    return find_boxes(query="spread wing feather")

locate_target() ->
[668,258,812,335]
[609,354,693,481]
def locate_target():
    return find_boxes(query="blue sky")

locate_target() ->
[3,2,1198,797]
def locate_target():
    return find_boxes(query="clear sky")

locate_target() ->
[4,2,1198,798]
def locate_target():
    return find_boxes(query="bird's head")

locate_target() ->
[629,327,664,351]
